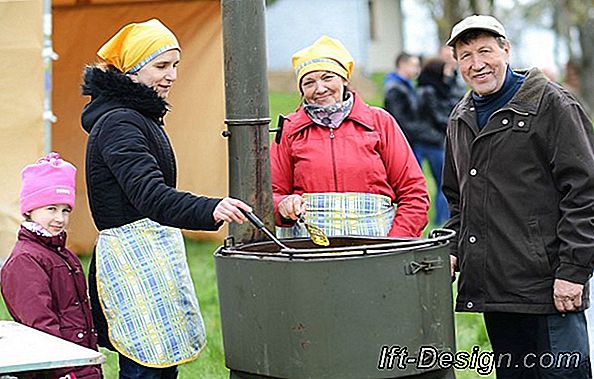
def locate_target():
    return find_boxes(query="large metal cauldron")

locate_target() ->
[215,230,456,379]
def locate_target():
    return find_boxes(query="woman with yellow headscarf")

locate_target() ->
[80,19,251,378]
[271,36,429,238]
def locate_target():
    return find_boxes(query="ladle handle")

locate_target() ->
[242,210,265,229]
[240,209,292,251]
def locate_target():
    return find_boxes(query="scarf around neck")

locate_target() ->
[22,221,55,237]
[304,91,354,129]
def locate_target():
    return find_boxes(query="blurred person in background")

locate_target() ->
[414,57,456,226]
[383,52,422,145]
[539,66,558,83]
[439,45,467,100]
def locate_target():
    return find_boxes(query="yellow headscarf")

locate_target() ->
[97,19,180,74]
[291,35,355,87]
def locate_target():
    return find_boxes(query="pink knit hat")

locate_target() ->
[20,152,76,214]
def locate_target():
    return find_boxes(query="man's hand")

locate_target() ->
[553,278,583,312]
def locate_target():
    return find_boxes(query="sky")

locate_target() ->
[402,0,564,77]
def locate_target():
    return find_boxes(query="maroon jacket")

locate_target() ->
[1,226,102,379]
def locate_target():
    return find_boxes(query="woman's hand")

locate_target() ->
[278,194,305,220]
[213,197,252,224]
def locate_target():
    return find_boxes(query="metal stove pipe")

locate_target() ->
[221,0,274,244]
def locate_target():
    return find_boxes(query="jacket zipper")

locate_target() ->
[329,129,338,191]
[56,247,91,333]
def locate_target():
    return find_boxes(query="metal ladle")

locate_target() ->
[241,210,293,251]
[297,214,330,246]
[241,210,330,249]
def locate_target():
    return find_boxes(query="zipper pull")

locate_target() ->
[329,129,335,139]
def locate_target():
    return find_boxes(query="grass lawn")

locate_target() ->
[0,74,494,378]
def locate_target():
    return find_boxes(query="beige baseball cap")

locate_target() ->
[446,15,507,47]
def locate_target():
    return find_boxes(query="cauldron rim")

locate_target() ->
[216,228,455,260]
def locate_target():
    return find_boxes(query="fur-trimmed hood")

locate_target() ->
[81,65,170,133]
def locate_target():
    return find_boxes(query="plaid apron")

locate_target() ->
[276,192,395,238]
[95,218,206,367]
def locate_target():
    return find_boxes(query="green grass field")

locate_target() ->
[0,75,494,378]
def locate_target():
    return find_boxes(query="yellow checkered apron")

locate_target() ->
[96,218,206,367]
[276,192,395,238]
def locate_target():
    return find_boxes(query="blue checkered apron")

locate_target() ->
[95,218,206,367]
[276,192,395,238]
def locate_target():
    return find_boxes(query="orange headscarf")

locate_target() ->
[97,19,180,74]
[291,35,354,87]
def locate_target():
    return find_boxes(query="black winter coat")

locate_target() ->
[443,68,594,314]
[415,85,451,147]
[81,66,222,349]
[81,66,221,231]
[384,80,420,145]
[415,64,463,147]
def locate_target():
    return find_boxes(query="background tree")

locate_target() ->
[553,0,594,114]
[514,0,593,114]
[422,0,495,43]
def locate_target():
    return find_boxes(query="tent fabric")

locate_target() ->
[0,0,45,260]
[1,0,227,257]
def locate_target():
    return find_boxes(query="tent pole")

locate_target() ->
[43,0,58,154]
[221,0,274,244]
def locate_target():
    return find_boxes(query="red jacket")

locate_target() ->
[271,92,429,237]
[1,227,102,379]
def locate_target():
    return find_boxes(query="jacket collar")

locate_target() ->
[18,226,67,251]
[452,68,548,120]
[286,92,375,137]
[81,65,169,133]
[505,68,548,115]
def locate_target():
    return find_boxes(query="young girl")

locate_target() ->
[1,152,102,379]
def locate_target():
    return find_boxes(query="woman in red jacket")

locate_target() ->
[271,36,429,238]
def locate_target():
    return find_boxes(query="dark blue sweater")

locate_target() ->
[472,66,525,129]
